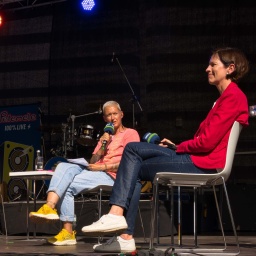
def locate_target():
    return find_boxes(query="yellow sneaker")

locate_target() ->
[29,204,59,223]
[47,229,77,246]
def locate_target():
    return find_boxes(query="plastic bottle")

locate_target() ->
[35,150,44,171]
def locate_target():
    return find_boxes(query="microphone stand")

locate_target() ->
[114,55,143,128]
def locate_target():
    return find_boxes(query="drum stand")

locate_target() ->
[61,123,69,158]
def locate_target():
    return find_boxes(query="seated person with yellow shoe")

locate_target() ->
[29,101,140,246]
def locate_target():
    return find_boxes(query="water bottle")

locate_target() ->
[35,150,44,171]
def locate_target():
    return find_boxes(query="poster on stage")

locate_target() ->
[0,103,41,198]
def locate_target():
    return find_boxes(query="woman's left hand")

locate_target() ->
[88,163,105,171]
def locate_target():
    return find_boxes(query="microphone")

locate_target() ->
[142,132,177,150]
[101,122,114,150]
[111,52,115,63]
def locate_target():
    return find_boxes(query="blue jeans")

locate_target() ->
[110,142,216,234]
[123,179,142,235]
[47,162,114,222]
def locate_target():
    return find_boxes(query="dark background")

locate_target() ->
[0,1,256,182]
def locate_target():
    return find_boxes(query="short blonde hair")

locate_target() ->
[102,101,122,113]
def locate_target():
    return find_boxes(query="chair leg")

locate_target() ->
[212,181,240,255]
[97,188,103,244]
[0,188,8,238]
[149,178,159,249]
[177,186,182,246]
[170,186,174,245]
[138,205,147,242]
[193,187,198,247]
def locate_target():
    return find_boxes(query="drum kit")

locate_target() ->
[45,108,102,160]
[57,123,101,158]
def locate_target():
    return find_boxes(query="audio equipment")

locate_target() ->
[142,132,177,150]
[0,141,34,200]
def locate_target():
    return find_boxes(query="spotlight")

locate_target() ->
[0,15,2,26]
[81,0,95,11]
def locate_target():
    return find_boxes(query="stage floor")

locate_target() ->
[0,234,256,255]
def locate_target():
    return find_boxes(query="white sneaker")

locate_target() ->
[81,214,128,236]
[93,236,136,253]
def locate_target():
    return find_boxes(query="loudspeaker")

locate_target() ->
[0,141,34,201]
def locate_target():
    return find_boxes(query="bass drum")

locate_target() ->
[44,157,68,188]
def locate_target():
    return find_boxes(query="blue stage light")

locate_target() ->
[81,0,95,11]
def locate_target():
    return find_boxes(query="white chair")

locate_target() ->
[149,121,242,255]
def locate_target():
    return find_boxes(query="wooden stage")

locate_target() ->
[0,234,256,255]
[1,196,256,255]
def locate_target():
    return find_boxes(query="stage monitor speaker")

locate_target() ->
[0,141,34,200]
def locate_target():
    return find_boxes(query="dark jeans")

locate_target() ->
[110,142,216,235]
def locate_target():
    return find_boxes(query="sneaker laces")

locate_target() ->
[92,214,107,225]
[55,229,71,239]
[103,236,117,245]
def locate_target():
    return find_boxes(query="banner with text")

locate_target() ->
[0,103,41,184]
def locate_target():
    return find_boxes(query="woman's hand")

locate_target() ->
[100,132,111,144]
[158,138,176,148]
[88,163,106,172]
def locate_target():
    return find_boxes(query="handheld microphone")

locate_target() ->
[101,122,114,150]
[111,52,115,63]
[142,132,177,150]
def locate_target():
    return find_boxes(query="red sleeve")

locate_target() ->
[176,88,248,154]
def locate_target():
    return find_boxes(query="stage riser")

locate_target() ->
[0,200,174,237]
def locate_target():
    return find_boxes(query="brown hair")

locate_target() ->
[213,47,249,82]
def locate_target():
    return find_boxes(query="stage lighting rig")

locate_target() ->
[81,0,95,11]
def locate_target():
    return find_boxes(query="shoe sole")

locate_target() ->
[48,240,77,246]
[29,214,59,223]
[82,227,127,236]
[95,249,137,253]
[95,246,136,253]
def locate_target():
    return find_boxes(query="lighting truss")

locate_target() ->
[0,0,67,11]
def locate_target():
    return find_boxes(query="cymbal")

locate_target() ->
[76,137,97,147]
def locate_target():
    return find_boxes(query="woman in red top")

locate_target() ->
[82,47,250,253]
